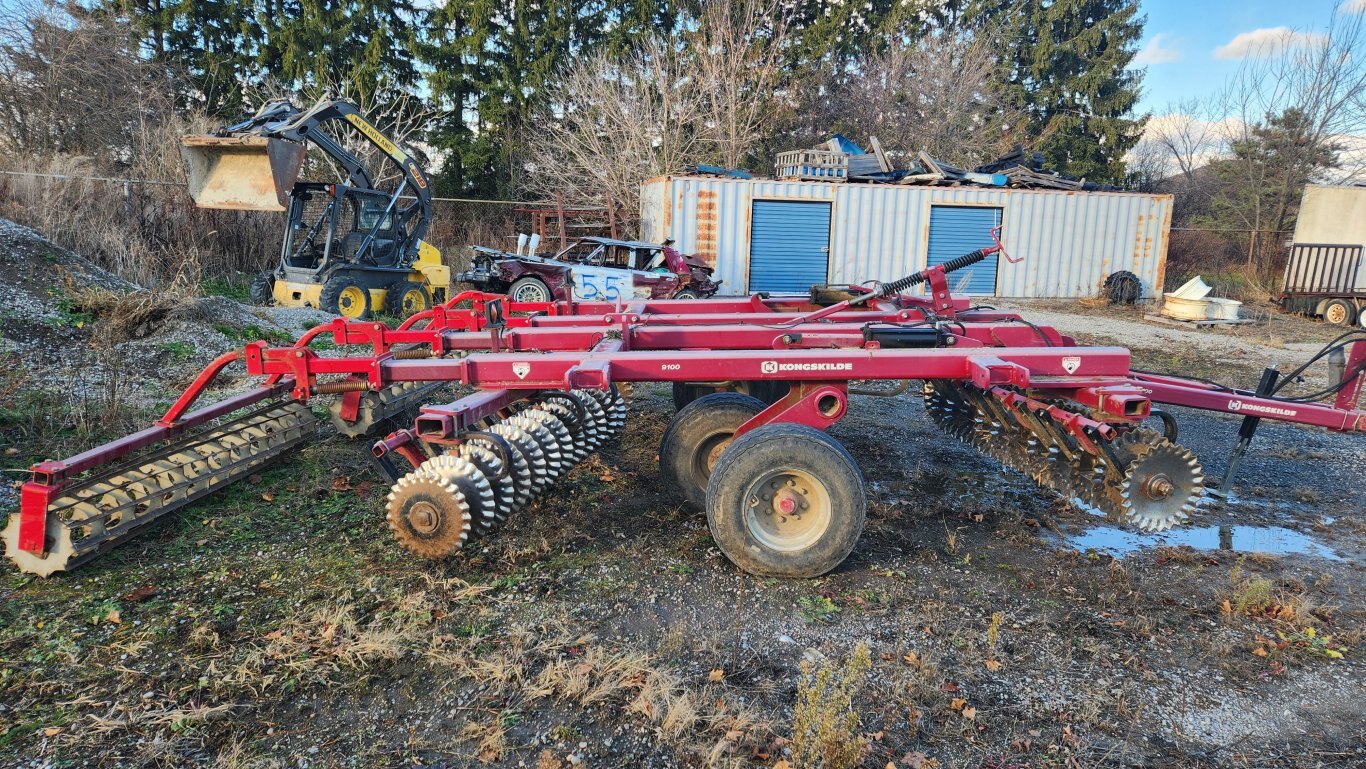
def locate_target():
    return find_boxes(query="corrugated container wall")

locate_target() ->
[639,176,1173,298]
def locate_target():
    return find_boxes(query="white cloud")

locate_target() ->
[1214,27,1327,60]
[1132,33,1181,66]
[1340,1,1366,14]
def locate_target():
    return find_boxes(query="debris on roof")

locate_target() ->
[770,137,1111,191]
[685,163,753,179]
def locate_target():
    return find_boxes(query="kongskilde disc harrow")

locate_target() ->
[6,229,1364,577]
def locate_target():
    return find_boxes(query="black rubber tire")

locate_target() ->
[383,280,431,317]
[1323,298,1357,327]
[672,289,700,300]
[672,380,790,411]
[672,382,716,411]
[319,275,371,319]
[509,276,553,303]
[249,271,276,306]
[743,380,791,406]
[1103,270,1142,305]
[659,392,766,511]
[706,423,866,578]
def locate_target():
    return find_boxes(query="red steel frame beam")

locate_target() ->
[1132,372,1366,432]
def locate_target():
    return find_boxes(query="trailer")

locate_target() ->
[5,238,1365,577]
[1279,185,1366,327]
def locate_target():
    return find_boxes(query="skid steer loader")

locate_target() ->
[182,99,450,318]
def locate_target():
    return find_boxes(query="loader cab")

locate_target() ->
[280,184,406,272]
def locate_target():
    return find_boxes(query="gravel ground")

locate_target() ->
[0,279,1361,768]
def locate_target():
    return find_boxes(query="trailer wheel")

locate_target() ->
[1324,298,1357,327]
[706,423,865,578]
[249,271,275,306]
[320,276,371,319]
[660,392,766,510]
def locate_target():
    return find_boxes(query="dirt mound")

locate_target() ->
[0,217,332,405]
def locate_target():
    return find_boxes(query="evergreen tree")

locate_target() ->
[971,0,1145,183]
[420,0,680,196]
[1198,108,1341,271]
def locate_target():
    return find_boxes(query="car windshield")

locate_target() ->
[553,241,601,263]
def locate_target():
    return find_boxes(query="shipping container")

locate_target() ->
[639,176,1173,299]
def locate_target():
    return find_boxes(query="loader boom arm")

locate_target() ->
[216,99,433,252]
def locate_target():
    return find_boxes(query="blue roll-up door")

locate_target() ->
[927,206,1003,295]
[748,200,832,293]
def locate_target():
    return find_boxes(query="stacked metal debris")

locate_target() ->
[773,137,1110,191]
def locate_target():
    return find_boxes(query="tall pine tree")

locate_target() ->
[420,0,680,196]
[971,0,1145,183]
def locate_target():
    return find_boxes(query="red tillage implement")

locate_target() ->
[6,241,1365,576]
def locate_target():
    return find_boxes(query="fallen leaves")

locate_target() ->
[122,585,158,603]
[708,668,725,682]
[983,658,1003,672]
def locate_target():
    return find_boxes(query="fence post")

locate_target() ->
[555,192,567,251]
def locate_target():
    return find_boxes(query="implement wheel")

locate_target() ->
[249,271,275,306]
[660,392,765,511]
[320,275,371,319]
[706,423,865,578]
[383,280,432,317]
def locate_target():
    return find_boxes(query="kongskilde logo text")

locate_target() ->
[760,360,853,374]
[1227,399,1297,417]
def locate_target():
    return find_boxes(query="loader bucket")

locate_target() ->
[180,135,307,211]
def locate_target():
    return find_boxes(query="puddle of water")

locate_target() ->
[1067,525,1341,561]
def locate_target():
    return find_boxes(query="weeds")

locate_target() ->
[798,595,840,624]
[791,643,871,769]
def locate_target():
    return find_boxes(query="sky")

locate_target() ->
[1132,0,1363,114]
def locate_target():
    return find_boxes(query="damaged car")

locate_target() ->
[456,236,722,302]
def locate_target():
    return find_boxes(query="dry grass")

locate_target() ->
[0,124,283,289]
[791,643,871,769]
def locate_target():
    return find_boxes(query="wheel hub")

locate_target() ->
[1143,473,1174,499]
[407,500,441,534]
[744,470,831,552]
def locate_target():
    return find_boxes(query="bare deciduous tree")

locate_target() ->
[521,37,707,226]
[691,0,788,170]
[800,31,1026,168]
[0,1,179,166]
[1137,9,1366,274]
[521,0,790,226]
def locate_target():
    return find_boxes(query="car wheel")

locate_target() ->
[672,289,700,300]
[1323,298,1357,327]
[508,276,552,303]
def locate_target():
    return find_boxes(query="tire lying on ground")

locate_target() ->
[659,392,766,511]
[705,422,866,578]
